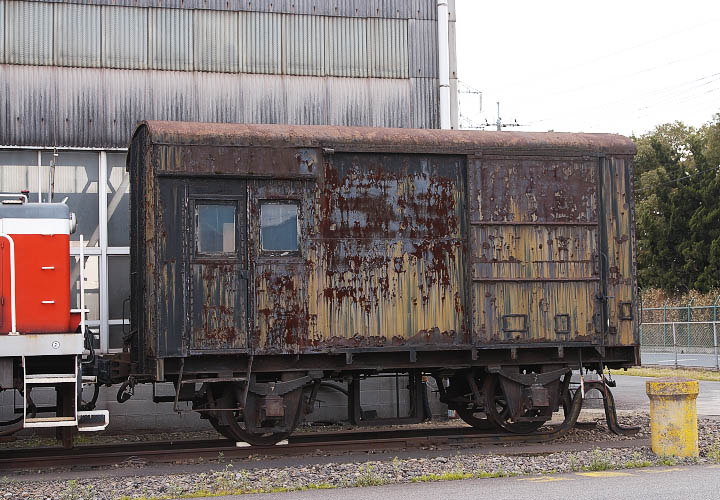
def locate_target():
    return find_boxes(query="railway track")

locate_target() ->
[0,422,604,470]
[0,383,639,470]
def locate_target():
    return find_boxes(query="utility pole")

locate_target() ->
[493,101,523,131]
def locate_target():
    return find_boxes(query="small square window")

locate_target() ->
[196,204,235,254]
[261,203,299,253]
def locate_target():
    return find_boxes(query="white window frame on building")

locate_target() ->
[0,147,129,354]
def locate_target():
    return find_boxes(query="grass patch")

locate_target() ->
[351,464,388,487]
[412,471,473,482]
[623,452,652,469]
[583,449,614,471]
[707,439,720,462]
[610,366,720,382]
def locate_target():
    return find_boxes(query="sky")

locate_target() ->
[455,0,720,136]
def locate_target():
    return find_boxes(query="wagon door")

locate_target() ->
[188,182,248,351]
[469,155,601,344]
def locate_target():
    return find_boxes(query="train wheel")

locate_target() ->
[454,407,498,430]
[445,374,498,431]
[211,383,306,446]
[482,374,546,434]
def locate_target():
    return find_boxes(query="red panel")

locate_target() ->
[0,233,72,334]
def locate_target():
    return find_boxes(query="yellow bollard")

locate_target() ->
[645,377,699,457]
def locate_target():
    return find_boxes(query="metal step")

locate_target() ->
[25,374,76,384]
[25,416,77,428]
[78,410,109,432]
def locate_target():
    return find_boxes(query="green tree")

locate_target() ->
[633,115,720,294]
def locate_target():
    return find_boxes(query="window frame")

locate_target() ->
[259,200,301,257]
[192,198,241,261]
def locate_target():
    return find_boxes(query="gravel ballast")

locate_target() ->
[2,413,720,500]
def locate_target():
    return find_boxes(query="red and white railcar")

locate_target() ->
[0,193,108,444]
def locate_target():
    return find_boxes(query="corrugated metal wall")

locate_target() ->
[1,66,428,147]
[0,0,447,148]
[284,14,325,76]
[54,3,101,67]
[241,11,282,74]
[1,1,427,77]
[194,10,238,73]
[0,1,5,63]
[326,17,366,77]
[149,8,194,71]
[102,7,148,69]
[5,1,54,65]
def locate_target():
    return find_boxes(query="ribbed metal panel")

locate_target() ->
[286,0,332,16]
[54,3,101,67]
[5,1,54,65]
[368,0,408,19]
[368,77,410,127]
[241,11,282,74]
[283,14,325,76]
[101,69,148,146]
[368,18,408,79]
[408,19,437,78]
[56,67,104,145]
[328,0,367,17]
[1,1,436,17]
[1,65,55,146]
[195,72,244,124]
[448,16,457,79]
[410,0,436,20]
[194,10,239,73]
[240,73,287,123]
[102,6,148,69]
[0,2,5,64]
[283,75,326,124]
[147,70,199,122]
[326,77,370,126]
[149,8,193,71]
[0,65,440,148]
[410,76,439,129]
[325,17,366,77]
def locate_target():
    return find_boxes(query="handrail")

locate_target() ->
[80,234,85,333]
[0,194,28,203]
[0,233,18,335]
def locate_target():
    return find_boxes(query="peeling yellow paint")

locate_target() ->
[646,378,699,457]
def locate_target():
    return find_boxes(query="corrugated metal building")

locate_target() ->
[0,0,458,429]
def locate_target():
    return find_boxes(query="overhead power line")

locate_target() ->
[484,17,720,95]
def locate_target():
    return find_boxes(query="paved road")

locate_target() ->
[642,351,720,369]
[213,465,720,500]
[606,374,720,416]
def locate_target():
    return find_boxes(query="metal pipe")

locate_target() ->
[0,234,17,335]
[663,299,669,347]
[80,234,86,335]
[687,299,694,348]
[672,322,678,369]
[714,296,720,371]
[437,0,451,129]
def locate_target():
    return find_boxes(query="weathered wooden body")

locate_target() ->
[127,122,638,380]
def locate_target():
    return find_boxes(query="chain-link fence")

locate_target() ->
[640,320,720,370]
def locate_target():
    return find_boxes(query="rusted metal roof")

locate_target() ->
[138,121,637,155]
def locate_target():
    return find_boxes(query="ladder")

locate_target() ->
[22,356,109,431]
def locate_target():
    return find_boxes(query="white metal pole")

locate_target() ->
[37,151,42,203]
[437,0,451,129]
[80,234,86,335]
[0,234,17,335]
[714,321,718,371]
[673,322,678,369]
[98,152,109,353]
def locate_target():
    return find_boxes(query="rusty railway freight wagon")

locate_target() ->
[121,121,638,444]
